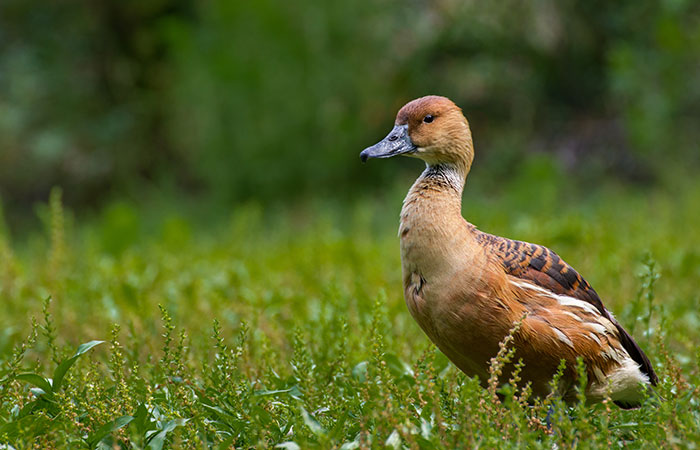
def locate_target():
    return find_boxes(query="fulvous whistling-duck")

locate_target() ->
[360,95,657,408]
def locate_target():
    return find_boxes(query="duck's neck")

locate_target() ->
[421,163,465,194]
[404,163,466,215]
[399,163,467,244]
[399,163,471,277]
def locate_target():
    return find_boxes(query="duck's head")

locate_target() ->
[360,95,474,173]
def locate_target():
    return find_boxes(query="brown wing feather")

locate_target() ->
[476,231,658,386]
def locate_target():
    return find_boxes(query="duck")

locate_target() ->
[360,95,658,408]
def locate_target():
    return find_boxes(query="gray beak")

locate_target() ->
[360,124,416,162]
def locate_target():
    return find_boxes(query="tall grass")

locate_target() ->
[0,177,699,447]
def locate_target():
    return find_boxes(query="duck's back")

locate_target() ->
[475,230,658,391]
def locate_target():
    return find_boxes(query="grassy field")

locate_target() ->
[1,172,699,448]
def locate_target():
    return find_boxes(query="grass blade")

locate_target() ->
[52,340,105,391]
[15,373,53,395]
[86,415,134,448]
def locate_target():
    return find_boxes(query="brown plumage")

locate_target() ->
[360,95,657,407]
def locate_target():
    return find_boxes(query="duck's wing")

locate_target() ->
[475,231,658,386]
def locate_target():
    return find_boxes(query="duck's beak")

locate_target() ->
[360,124,416,162]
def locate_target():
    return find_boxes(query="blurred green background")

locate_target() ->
[1,0,699,223]
[1,3,700,446]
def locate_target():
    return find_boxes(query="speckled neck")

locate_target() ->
[400,163,466,239]
[420,163,465,196]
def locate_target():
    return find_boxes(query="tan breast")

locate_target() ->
[399,169,512,380]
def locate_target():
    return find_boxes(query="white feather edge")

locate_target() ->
[509,279,652,403]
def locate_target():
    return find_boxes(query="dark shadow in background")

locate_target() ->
[1,0,698,226]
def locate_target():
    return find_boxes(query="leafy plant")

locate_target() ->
[1,179,699,447]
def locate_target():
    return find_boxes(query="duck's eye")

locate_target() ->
[423,114,434,123]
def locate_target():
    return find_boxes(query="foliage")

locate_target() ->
[1,174,699,448]
[1,0,700,209]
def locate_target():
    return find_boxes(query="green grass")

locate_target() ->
[1,175,700,448]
